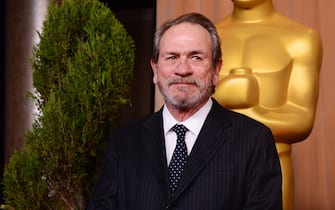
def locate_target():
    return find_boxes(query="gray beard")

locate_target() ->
[158,82,214,111]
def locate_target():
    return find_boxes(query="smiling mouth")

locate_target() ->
[169,78,198,87]
[170,83,198,94]
[171,82,193,86]
[170,82,197,91]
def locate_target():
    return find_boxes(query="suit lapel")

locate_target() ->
[170,100,233,201]
[141,110,171,199]
[140,101,234,203]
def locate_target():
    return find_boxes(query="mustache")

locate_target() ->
[167,78,200,87]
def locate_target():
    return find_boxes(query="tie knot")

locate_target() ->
[171,124,188,138]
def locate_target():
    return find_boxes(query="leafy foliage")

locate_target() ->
[2,0,135,208]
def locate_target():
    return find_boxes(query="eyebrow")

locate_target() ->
[161,50,206,56]
[189,50,206,56]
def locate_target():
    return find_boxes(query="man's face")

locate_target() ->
[151,22,221,111]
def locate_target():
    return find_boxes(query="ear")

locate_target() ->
[150,59,158,84]
[213,60,222,85]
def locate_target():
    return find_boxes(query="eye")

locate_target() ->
[167,55,177,60]
[191,55,202,61]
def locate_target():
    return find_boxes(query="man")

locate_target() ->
[87,12,282,210]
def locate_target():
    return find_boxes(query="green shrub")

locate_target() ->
[2,0,135,208]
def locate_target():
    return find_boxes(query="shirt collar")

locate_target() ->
[163,98,213,136]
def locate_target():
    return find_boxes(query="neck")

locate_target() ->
[166,99,208,122]
[233,1,275,22]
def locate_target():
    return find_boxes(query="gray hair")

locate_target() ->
[151,12,222,67]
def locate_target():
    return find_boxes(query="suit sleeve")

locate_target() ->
[86,135,119,210]
[243,126,283,210]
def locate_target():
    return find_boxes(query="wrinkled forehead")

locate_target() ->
[160,23,212,48]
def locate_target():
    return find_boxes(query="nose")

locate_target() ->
[175,58,192,76]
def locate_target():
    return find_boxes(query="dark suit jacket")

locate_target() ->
[87,99,282,210]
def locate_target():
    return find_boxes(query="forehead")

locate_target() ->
[160,22,211,50]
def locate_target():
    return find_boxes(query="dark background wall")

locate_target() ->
[100,0,156,125]
[0,0,7,203]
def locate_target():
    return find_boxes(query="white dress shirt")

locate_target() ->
[163,98,213,165]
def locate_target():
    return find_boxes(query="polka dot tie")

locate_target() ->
[168,124,188,197]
